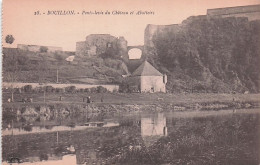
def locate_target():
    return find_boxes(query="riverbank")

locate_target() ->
[3,95,259,118]
[3,92,260,104]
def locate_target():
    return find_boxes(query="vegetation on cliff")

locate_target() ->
[146,16,260,93]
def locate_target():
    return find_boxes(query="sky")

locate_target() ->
[2,0,260,51]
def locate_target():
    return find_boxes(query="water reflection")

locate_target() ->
[2,122,119,136]
[3,154,76,165]
[141,113,167,147]
[2,109,259,165]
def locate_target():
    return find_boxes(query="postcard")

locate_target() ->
[2,0,260,164]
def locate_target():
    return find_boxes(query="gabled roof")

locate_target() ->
[131,61,163,76]
[126,59,144,73]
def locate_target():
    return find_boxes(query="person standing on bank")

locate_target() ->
[87,96,91,103]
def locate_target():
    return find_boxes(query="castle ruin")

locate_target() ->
[76,34,128,59]
[144,4,260,52]
[207,4,260,21]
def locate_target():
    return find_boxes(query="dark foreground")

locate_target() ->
[2,108,260,165]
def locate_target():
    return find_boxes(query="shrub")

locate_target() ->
[45,86,54,93]
[97,86,108,93]
[55,88,64,93]
[90,87,97,93]
[78,88,84,93]
[14,88,22,94]
[84,88,90,93]
[24,85,33,93]
[119,82,129,93]
[65,86,76,93]
[54,52,63,61]
[34,87,44,93]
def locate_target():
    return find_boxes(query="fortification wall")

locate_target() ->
[76,42,99,56]
[207,5,260,21]
[17,44,62,52]
[144,5,260,54]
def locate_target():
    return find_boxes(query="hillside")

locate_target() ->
[3,16,260,93]
[2,48,127,84]
[144,16,260,93]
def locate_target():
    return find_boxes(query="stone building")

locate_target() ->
[128,61,167,93]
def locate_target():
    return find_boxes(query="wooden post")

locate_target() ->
[56,69,59,83]
[12,119,14,136]
[44,91,46,103]
[56,132,59,144]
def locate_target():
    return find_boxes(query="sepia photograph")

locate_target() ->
[1,0,260,164]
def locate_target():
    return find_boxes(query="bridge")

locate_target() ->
[127,45,144,51]
[127,45,144,59]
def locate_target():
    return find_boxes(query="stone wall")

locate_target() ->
[207,5,260,21]
[3,82,119,92]
[17,44,62,52]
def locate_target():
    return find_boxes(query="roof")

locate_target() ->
[126,59,144,73]
[131,61,163,76]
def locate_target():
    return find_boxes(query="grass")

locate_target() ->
[3,92,260,104]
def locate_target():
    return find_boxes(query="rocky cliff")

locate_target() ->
[144,16,260,93]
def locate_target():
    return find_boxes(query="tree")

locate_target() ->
[5,70,19,102]
[4,35,17,102]
[5,35,15,45]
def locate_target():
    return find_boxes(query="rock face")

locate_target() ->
[76,34,128,59]
[144,14,260,93]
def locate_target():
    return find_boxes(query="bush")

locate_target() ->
[24,85,33,93]
[14,88,22,94]
[45,86,54,93]
[65,86,76,93]
[119,82,129,93]
[84,88,90,93]
[97,86,108,93]
[34,87,44,93]
[54,52,63,61]
[90,87,97,93]
[78,88,84,93]
[55,88,64,93]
